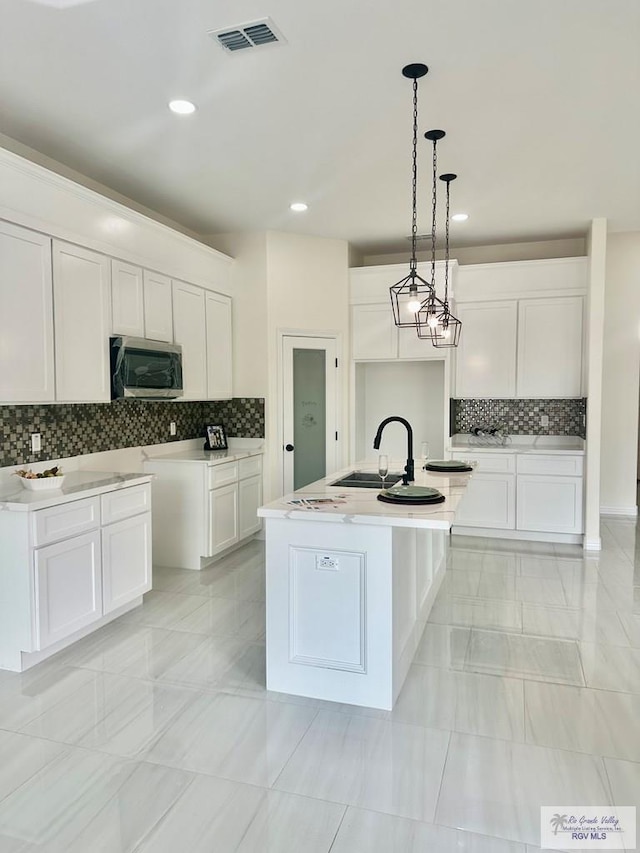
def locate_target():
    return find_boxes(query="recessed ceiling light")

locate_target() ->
[169,99,196,115]
[290,202,308,212]
[451,213,469,222]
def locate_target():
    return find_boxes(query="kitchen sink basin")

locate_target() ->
[329,471,403,489]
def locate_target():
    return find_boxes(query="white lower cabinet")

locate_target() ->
[34,530,102,650]
[454,473,516,529]
[0,480,152,671]
[239,474,262,540]
[208,483,239,556]
[144,452,263,570]
[102,512,152,614]
[452,449,584,539]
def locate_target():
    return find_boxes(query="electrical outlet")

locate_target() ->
[316,554,339,570]
[30,433,41,452]
[540,415,549,427]
[170,422,177,436]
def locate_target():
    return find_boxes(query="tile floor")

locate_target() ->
[0,523,639,851]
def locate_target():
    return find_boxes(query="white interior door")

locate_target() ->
[283,336,338,493]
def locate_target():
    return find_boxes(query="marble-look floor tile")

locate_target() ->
[449,548,518,575]
[412,623,470,669]
[156,636,265,692]
[514,576,567,606]
[435,732,614,846]
[428,595,523,632]
[21,671,198,758]
[604,757,640,811]
[517,556,562,580]
[525,681,640,760]
[118,590,206,629]
[464,630,585,686]
[274,710,450,822]
[331,807,526,853]
[170,597,265,641]
[441,570,482,597]
[0,664,97,732]
[0,729,66,803]
[145,692,317,787]
[580,642,640,693]
[618,611,640,647]
[522,603,631,646]
[62,623,211,681]
[136,774,345,853]
[348,665,524,742]
[0,753,191,853]
[476,573,517,601]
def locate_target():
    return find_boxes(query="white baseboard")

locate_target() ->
[583,538,602,551]
[600,505,638,517]
[451,526,583,545]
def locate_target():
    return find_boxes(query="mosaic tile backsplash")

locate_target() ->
[0,398,265,467]
[451,398,586,439]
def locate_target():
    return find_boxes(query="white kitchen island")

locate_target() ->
[258,465,471,710]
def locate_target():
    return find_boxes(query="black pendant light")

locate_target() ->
[417,140,462,346]
[389,64,434,328]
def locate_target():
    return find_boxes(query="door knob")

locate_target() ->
[285,444,294,452]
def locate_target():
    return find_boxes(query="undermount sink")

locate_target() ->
[329,471,403,489]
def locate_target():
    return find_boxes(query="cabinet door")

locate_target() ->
[173,280,207,400]
[102,512,152,614]
[517,297,583,397]
[208,483,239,556]
[0,222,54,402]
[351,304,398,360]
[111,260,144,337]
[239,474,262,539]
[398,325,446,360]
[517,475,583,534]
[143,270,173,342]
[53,241,111,402]
[34,530,102,650]
[454,302,517,398]
[205,291,233,399]
[454,473,516,529]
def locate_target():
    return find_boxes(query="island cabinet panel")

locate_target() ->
[289,546,366,672]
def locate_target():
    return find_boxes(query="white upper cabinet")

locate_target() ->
[53,241,111,402]
[517,296,583,398]
[173,280,207,400]
[143,270,173,342]
[205,291,233,400]
[455,301,518,398]
[351,304,397,360]
[111,260,144,337]
[0,222,54,403]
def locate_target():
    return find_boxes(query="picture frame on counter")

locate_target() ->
[205,423,228,451]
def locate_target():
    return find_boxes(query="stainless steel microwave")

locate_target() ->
[110,336,183,399]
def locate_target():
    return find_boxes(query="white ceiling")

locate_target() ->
[0,0,638,253]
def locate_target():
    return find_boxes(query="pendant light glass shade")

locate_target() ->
[417,169,462,346]
[389,64,434,328]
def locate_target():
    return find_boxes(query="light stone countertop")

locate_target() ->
[449,434,585,455]
[0,471,153,512]
[146,439,264,466]
[258,463,472,530]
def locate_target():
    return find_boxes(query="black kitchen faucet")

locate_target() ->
[373,417,415,484]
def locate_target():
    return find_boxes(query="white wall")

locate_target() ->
[354,361,445,465]
[600,231,640,514]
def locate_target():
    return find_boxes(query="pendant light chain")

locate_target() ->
[443,172,450,306]
[430,135,438,288]
[410,76,419,271]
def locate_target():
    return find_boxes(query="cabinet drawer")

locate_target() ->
[239,455,262,480]
[208,461,238,490]
[452,451,515,474]
[101,484,151,525]
[516,454,584,477]
[33,497,100,547]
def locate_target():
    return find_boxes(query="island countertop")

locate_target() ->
[258,463,472,529]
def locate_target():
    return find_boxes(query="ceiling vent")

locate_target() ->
[209,18,286,53]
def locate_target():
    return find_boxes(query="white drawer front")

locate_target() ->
[517,454,584,477]
[101,484,151,525]
[239,455,262,480]
[208,461,238,490]
[33,497,100,547]
[452,451,515,474]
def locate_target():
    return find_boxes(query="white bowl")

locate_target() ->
[19,475,65,491]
